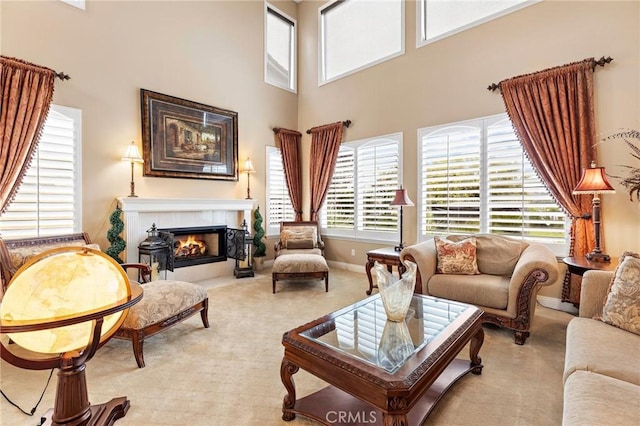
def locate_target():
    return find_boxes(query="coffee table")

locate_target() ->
[280,294,484,425]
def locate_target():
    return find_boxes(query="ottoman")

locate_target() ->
[272,254,329,293]
[114,280,209,368]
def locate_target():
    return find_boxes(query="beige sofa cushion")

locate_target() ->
[564,317,640,386]
[122,280,208,330]
[442,234,528,276]
[273,254,328,274]
[428,274,510,310]
[563,370,640,426]
[280,227,318,247]
[601,254,640,335]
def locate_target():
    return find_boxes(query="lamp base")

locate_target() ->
[394,244,404,252]
[40,397,130,426]
[585,252,611,262]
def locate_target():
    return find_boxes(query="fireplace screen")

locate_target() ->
[159,226,227,269]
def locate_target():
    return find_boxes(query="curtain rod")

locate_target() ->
[305,120,351,134]
[487,56,613,92]
[55,71,71,81]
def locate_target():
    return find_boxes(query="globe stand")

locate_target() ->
[38,345,131,426]
[0,250,143,426]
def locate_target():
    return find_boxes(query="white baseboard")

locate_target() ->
[537,295,578,314]
[326,260,366,273]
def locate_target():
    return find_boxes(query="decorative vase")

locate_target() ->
[377,320,414,371]
[253,256,264,271]
[374,260,417,322]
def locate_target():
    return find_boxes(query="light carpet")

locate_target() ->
[0,268,573,425]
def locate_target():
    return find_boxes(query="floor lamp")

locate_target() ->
[573,161,616,262]
[390,187,414,252]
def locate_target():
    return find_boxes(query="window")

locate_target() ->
[417,0,537,46]
[319,0,404,84]
[265,3,297,92]
[266,146,294,236]
[321,133,402,242]
[60,0,85,10]
[0,105,82,238]
[418,114,568,254]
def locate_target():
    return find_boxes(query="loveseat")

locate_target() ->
[400,234,559,344]
[562,269,640,425]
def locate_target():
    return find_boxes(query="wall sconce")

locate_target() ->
[241,157,256,199]
[121,141,144,197]
[573,161,616,262]
[390,186,414,252]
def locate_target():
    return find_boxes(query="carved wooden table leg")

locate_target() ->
[470,327,484,375]
[365,259,375,295]
[280,357,299,421]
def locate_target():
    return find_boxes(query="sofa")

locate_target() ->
[400,234,559,344]
[562,269,640,425]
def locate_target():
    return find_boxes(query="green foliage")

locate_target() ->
[105,206,126,264]
[604,130,640,202]
[253,206,266,257]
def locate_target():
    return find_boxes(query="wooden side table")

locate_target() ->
[365,247,406,295]
[562,256,619,304]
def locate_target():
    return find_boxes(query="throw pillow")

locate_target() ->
[286,239,315,250]
[601,252,640,335]
[434,236,480,275]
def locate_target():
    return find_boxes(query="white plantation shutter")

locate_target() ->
[418,114,567,253]
[486,117,566,241]
[357,140,399,232]
[421,123,481,235]
[0,106,81,238]
[266,146,294,235]
[322,133,401,241]
[322,145,355,230]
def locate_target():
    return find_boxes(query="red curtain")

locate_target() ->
[275,128,303,221]
[499,58,598,303]
[308,122,344,222]
[0,56,56,214]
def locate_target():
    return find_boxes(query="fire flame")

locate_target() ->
[175,235,206,257]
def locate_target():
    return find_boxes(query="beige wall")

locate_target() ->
[297,0,640,299]
[2,1,639,300]
[1,0,298,250]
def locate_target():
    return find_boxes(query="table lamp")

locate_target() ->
[390,187,414,252]
[573,161,616,262]
[121,141,144,197]
[0,247,143,425]
[241,157,256,199]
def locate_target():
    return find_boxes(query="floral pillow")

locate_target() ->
[434,236,480,275]
[601,252,640,335]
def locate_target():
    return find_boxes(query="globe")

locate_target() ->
[0,246,131,354]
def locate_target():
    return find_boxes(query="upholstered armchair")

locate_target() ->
[274,221,325,258]
[400,234,560,345]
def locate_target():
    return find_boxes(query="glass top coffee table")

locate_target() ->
[280,294,484,425]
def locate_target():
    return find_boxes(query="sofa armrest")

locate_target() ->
[578,270,613,318]
[400,239,437,294]
[507,244,559,309]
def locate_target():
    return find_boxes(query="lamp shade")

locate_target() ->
[121,141,144,163]
[242,157,256,174]
[390,188,414,207]
[0,247,131,354]
[573,162,616,194]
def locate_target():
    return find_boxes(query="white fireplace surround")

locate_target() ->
[117,197,255,282]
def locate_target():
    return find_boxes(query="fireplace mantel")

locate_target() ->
[117,197,255,280]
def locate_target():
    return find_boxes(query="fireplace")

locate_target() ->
[159,226,227,269]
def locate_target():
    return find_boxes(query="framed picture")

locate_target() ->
[140,89,238,181]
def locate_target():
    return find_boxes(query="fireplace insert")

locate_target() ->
[159,226,227,269]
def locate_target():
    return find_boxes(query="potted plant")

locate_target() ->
[253,206,266,271]
[604,129,640,202]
